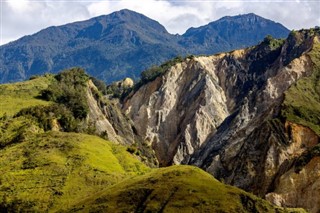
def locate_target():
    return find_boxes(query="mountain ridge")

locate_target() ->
[0,9,289,83]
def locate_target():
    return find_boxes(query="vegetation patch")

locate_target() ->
[66,165,303,213]
[0,75,54,117]
[105,56,186,100]
[281,30,320,135]
[139,56,184,84]
[39,67,89,120]
[0,131,150,212]
[11,68,95,133]
[263,35,285,50]
[16,104,79,132]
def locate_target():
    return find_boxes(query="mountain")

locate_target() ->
[0,9,289,84]
[123,28,320,212]
[0,9,183,84]
[181,13,289,53]
[0,69,299,212]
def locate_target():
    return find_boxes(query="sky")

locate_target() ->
[0,0,320,45]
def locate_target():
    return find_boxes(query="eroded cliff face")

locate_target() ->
[123,56,229,166]
[266,122,320,213]
[267,156,320,213]
[123,29,320,211]
[87,80,136,145]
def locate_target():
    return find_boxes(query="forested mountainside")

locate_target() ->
[0,9,289,84]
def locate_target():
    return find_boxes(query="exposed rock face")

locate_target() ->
[87,80,135,145]
[124,29,320,211]
[123,56,229,166]
[265,122,320,213]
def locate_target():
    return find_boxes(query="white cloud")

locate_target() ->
[6,0,32,12]
[1,0,90,45]
[1,0,319,45]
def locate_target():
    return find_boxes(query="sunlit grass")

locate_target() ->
[66,165,305,213]
[0,76,54,117]
[0,129,150,212]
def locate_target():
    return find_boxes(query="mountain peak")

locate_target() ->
[101,9,168,34]
[182,13,289,53]
[215,13,274,24]
[219,13,258,19]
[108,8,146,20]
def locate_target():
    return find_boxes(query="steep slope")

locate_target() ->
[0,69,151,211]
[182,13,289,54]
[66,165,302,213]
[0,68,156,163]
[123,28,320,212]
[0,10,289,83]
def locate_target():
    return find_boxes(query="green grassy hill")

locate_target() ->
[0,75,54,117]
[0,70,150,211]
[0,130,150,212]
[67,165,304,213]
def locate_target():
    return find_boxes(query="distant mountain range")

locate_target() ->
[0,9,289,83]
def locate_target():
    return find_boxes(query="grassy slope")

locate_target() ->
[0,130,150,212]
[0,75,150,211]
[0,76,54,117]
[282,33,320,135]
[67,165,304,213]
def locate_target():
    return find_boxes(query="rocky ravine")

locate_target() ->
[87,80,136,145]
[123,29,320,212]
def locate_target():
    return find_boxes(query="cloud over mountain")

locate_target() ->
[1,0,319,45]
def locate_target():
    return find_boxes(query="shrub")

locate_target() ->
[90,77,108,95]
[262,35,285,50]
[126,147,137,154]
[16,104,78,132]
[38,67,89,120]
[29,75,40,80]
[140,56,184,84]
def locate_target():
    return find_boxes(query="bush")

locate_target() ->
[90,77,108,95]
[16,104,78,132]
[262,35,285,50]
[38,67,89,120]
[140,56,184,84]
[141,66,163,83]
[126,147,137,154]
[20,67,93,132]
[29,75,40,80]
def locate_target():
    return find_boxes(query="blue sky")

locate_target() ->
[1,0,319,45]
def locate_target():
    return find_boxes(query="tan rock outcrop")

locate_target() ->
[124,59,229,165]
[87,80,136,145]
